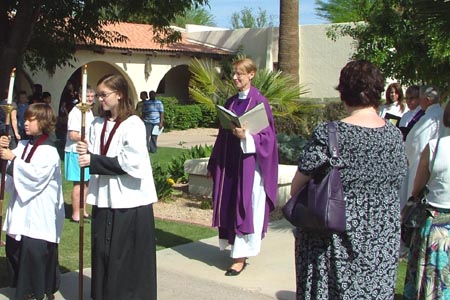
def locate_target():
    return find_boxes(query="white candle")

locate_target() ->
[81,65,87,104]
[7,68,16,104]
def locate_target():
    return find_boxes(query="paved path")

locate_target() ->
[0,219,297,300]
[157,128,218,149]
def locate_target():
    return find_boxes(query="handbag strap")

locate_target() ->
[327,122,339,165]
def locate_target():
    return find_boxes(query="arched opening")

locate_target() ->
[56,61,137,144]
[157,64,190,103]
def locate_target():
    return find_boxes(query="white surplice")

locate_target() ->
[2,141,65,243]
[86,115,158,209]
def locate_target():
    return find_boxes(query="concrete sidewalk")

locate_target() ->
[0,219,297,300]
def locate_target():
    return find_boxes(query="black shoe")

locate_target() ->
[225,261,247,276]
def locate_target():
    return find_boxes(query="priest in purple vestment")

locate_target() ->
[207,58,278,276]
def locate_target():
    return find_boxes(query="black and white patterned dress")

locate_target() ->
[295,121,407,300]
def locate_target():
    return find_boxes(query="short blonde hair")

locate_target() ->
[232,58,257,74]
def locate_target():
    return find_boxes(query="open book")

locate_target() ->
[216,102,269,134]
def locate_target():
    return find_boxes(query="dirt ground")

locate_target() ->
[153,194,213,227]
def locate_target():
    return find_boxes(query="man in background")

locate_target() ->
[399,85,423,141]
[404,85,444,205]
[142,90,164,153]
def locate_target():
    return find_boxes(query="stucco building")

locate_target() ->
[18,22,355,112]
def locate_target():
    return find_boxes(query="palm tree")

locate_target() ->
[278,0,299,86]
[188,57,308,117]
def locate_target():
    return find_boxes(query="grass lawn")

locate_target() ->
[149,146,188,170]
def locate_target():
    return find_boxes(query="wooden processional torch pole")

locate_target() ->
[77,64,90,300]
[0,68,16,247]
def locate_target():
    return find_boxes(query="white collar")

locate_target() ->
[238,89,250,100]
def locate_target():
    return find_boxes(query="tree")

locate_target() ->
[172,6,216,27]
[326,0,450,97]
[230,7,275,29]
[278,0,299,85]
[315,0,376,23]
[0,0,208,93]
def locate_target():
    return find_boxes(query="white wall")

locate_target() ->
[299,25,355,99]
[187,24,356,99]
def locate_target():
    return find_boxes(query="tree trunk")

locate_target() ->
[278,0,299,86]
[0,1,40,94]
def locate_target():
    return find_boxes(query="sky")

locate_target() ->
[206,0,327,28]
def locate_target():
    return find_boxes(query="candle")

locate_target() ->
[81,65,87,104]
[7,68,16,104]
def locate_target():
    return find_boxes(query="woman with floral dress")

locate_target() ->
[290,60,407,299]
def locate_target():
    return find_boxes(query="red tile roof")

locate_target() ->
[89,22,232,56]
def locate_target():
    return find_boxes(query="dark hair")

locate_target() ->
[405,85,420,98]
[33,84,43,94]
[385,83,404,105]
[336,60,385,108]
[97,74,134,120]
[149,90,156,98]
[443,99,450,128]
[140,91,148,99]
[42,92,51,99]
[24,103,56,134]
[385,82,405,112]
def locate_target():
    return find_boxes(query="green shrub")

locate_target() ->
[162,99,207,130]
[274,115,304,136]
[167,144,213,183]
[277,133,307,165]
[151,161,174,201]
[199,200,213,210]
[275,100,348,138]
[322,101,348,121]
[198,104,219,128]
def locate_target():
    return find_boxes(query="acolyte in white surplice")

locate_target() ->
[3,140,65,243]
[86,115,158,208]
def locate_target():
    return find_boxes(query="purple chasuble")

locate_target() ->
[208,86,278,244]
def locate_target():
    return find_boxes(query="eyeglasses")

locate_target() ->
[96,91,115,99]
[231,72,247,78]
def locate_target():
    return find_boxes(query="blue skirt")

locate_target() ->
[64,151,90,182]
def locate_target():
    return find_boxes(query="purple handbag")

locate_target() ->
[282,122,346,232]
